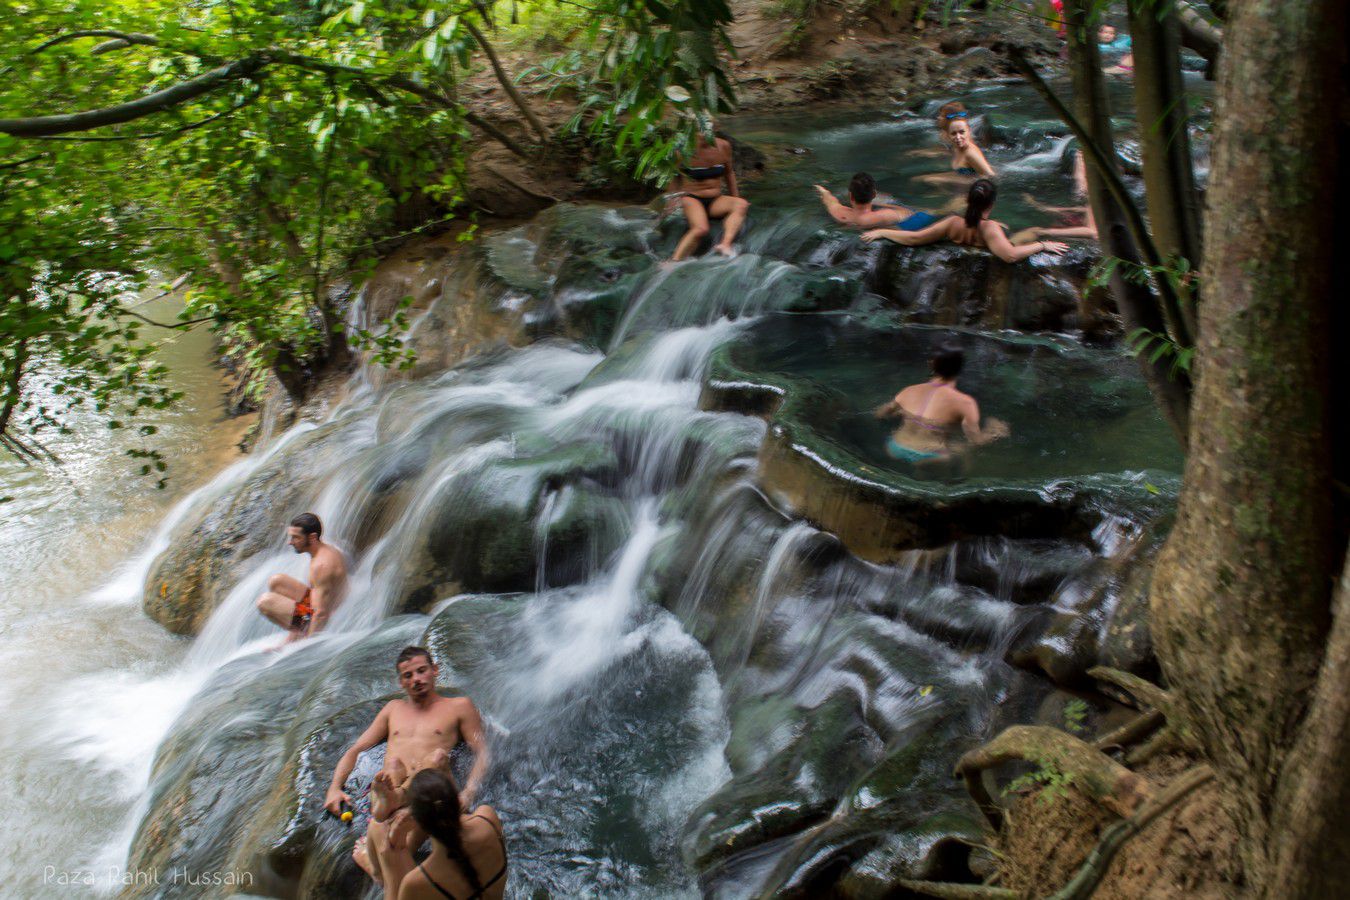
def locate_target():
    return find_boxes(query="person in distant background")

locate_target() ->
[255,512,348,644]
[814,172,938,231]
[862,179,1067,263]
[913,101,997,187]
[666,126,750,261]
[874,345,1009,462]
[1015,149,1099,244]
[1098,23,1134,74]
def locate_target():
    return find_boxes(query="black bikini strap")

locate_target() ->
[418,863,459,900]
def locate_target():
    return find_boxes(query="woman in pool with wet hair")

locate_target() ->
[874,344,1009,462]
[861,179,1068,263]
[913,101,998,186]
[396,769,507,900]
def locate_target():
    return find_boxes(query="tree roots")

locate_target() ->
[955,725,1154,828]
[904,670,1208,899]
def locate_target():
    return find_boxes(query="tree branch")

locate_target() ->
[955,725,1154,829]
[119,309,215,329]
[1087,666,1176,717]
[0,56,265,137]
[27,82,263,142]
[1007,46,1192,349]
[28,30,160,56]
[265,51,532,159]
[894,880,1019,899]
[1177,1,1223,77]
[0,153,48,170]
[3,40,532,161]
[1093,709,1166,753]
[463,19,550,141]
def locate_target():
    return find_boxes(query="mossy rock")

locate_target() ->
[142,421,352,635]
[869,241,1102,334]
[395,441,623,610]
[125,617,425,899]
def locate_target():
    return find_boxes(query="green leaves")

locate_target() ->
[526,0,737,183]
[1,0,740,482]
[1126,327,1194,378]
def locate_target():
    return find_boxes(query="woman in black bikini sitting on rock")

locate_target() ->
[395,769,507,900]
[668,128,750,261]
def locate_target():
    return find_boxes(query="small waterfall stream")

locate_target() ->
[2,88,1200,898]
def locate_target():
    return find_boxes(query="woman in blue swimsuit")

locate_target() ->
[397,770,508,900]
[875,345,1009,462]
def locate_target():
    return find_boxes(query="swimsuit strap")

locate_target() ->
[418,863,460,900]
[467,814,508,895]
[414,814,507,899]
[910,382,952,432]
[918,382,948,418]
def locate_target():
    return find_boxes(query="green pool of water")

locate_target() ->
[720,313,1183,484]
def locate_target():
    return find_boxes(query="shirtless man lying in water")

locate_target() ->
[326,646,489,898]
[814,172,939,231]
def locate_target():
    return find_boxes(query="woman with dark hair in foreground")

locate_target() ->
[861,179,1068,263]
[397,769,507,900]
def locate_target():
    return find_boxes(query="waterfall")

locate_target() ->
[21,97,1194,898]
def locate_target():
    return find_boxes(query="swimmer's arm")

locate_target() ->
[326,704,392,811]
[1034,224,1098,241]
[814,185,853,223]
[908,146,949,158]
[982,221,1066,262]
[1020,192,1077,215]
[854,207,911,229]
[860,216,954,247]
[874,397,903,418]
[459,700,491,807]
[961,397,1010,444]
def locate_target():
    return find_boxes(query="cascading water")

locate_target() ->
[4,87,1198,898]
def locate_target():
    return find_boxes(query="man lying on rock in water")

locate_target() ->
[255,512,349,644]
[326,645,490,898]
[814,172,938,231]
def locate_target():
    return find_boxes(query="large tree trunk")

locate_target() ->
[1148,0,1348,895]
[1128,0,1203,337]
[1062,0,1192,445]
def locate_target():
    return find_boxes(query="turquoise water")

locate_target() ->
[723,315,1183,483]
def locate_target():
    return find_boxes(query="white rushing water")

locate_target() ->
[3,92,1194,896]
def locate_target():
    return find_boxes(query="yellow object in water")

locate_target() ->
[341,811,353,823]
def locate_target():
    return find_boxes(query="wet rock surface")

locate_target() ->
[143,422,352,635]
[130,98,1184,897]
[870,240,1104,334]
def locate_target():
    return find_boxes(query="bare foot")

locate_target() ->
[370,759,408,822]
[353,835,381,884]
[713,244,736,257]
[422,748,451,772]
[387,807,418,851]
